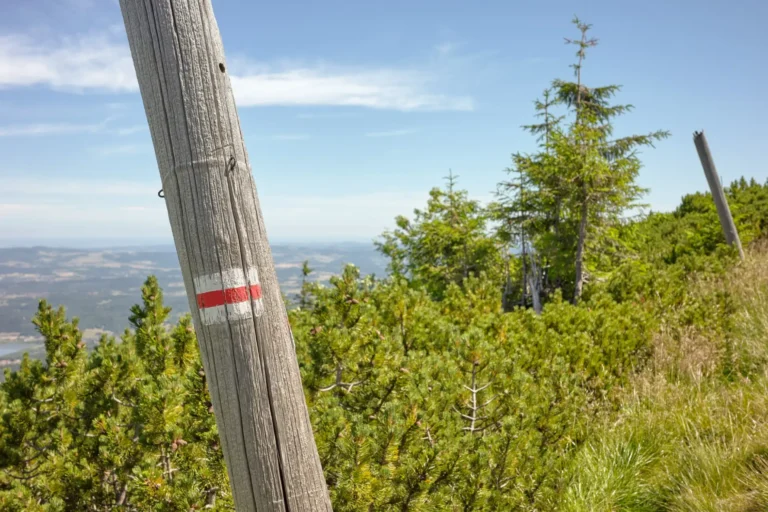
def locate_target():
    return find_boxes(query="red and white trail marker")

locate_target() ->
[193,268,264,326]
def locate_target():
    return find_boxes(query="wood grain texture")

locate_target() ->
[118,1,333,510]
[693,131,745,261]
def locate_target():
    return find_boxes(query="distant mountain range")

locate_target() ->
[0,243,388,375]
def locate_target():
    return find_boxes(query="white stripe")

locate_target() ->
[247,266,265,317]
[222,268,247,290]
[199,305,226,326]
[227,300,253,322]
[193,273,222,294]
[251,298,265,317]
[246,267,261,286]
[197,301,255,326]
[194,268,250,294]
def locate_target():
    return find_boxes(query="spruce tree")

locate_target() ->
[377,172,502,300]
[496,17,669,304]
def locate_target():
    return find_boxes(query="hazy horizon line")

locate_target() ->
[0,236,381,251]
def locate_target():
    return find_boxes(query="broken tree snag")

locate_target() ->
[118,1,333,511]
[527,257,542,315]
[693,131,745,261]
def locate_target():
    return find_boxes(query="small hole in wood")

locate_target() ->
[219,63,226,73]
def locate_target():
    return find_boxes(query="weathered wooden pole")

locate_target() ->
[118,1,333,510]
[693,130,745,261]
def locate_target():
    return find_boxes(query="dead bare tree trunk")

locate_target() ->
[527,257,542,314]
[573,184,589,303]
[119,1,332,510]
[693,130,745,261]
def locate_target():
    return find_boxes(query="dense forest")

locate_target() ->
[3,19,768,511]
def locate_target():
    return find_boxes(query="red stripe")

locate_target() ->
[225,286,249,304]
[197,284,262,309]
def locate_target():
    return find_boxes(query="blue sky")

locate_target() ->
[0,0,766,246]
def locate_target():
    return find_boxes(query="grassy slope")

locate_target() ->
[562,244,768,511]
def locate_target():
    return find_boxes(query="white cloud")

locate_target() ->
[365,128,419,138]
[230,67,474,111]
[0,34,137,92]
[0,32,475,112]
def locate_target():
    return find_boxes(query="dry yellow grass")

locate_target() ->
[561,243,768,512]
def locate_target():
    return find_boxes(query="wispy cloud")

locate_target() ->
[91,144,149,156]
[2,179,158,197]
[116,124,147,135]
[270,134,310,141]
[365,128,419,138]
[0,31,475,112]
[230,67,474,111]
[296,112,361,119]
[0,117,148,138]
[0,178,165,239]
[259,190,494,239]
[0,119,110,137]
[118,206,159,212]
[435,42,460,56]
[0,202,170,239]
[0,180,494,240]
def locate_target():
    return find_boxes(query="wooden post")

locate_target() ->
[118,1,333,511]
[693,131,745,261]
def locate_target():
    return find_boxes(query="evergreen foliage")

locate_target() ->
[0,278,231,510]
[377,171,504,301]
[1,16,766,511]
[492,17,669,305]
